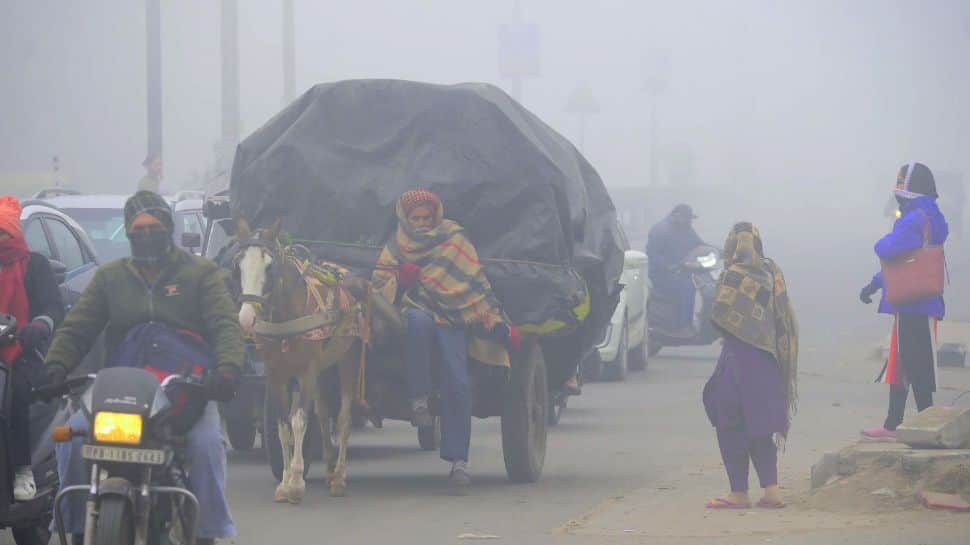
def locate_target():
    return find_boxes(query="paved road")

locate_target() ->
[4,341,967,545]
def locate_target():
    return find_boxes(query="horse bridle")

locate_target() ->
[234,236,281,310]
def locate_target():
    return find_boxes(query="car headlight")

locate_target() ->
[93,412,143,445]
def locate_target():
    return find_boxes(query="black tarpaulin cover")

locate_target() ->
[230,79,623,335]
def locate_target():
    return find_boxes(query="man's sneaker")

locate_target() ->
[13,466,36,501]
[411,397,433,428]
[449,461,471,486]
[861,426,897,440]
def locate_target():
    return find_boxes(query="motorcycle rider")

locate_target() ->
[0,195,64,502]
[44,191,244,544]
[646,204,704,338]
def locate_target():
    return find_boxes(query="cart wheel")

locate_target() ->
[501,342,548,483]
[264,388,313,481]
[417,416,440,451]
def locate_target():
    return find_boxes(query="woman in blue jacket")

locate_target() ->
[859,162,948,439]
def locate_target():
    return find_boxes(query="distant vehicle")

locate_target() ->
[20,200,99,301]
[172,189,206,203]
[30,188,82,199]
[172,198,206,255]
[41,194,206,258]
[588,250,650,381]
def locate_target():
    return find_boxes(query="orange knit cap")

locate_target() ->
[400,189,442,216]
[0,195,23,239]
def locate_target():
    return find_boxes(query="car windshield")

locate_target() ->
[204,218,235,260]
[61,207,130,261]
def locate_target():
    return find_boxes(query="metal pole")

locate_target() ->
[145,0,162,160]
[221,0,240,167]
[648,99,658,187]
[282,0,296,104]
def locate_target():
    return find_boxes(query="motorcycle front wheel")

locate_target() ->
[95,496,134,545]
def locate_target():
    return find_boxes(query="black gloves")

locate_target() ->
[205,365,241,403]
[859,283,879,305]
[20,319,51,352]
[45,363,69,388]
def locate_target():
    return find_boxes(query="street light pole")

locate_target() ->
[145,0,162,160]
[220,0,240,170]
[282,0,296,104]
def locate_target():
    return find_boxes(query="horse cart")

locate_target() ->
[215,79,624,489]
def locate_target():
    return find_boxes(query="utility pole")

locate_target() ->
[644,49,670,187]
[220,0,240,170]
[282,0,296,104]
[145,0,162,161]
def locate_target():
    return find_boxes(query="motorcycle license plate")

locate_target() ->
[82,444,166,465]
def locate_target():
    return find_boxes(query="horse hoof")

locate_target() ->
[274,485,289,503]
[288,482,306,504]
[329,479,346,497]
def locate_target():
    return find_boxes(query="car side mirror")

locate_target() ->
[181,232,202,251]
[49,259,67,285]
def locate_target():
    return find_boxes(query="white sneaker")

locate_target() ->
[449,461,471,486]
[13,466,36,501]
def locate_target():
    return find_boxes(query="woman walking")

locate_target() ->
[859,162,948,439]
[703,222,798,509]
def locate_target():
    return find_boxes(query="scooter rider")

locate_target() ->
[646,204,704,338]
[43,191,245,544]
[0,195,64,502]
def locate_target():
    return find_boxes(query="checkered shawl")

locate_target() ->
[712,223,799,431]
[372,196,509,366]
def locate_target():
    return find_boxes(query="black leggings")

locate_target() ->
[884,314,935,430]
[9,365,32,468]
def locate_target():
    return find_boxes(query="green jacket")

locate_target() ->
[46,248,245,372]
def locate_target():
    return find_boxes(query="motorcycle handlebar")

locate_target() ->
[31,374,94,403]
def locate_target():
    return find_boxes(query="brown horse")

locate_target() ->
[234,219,368,501]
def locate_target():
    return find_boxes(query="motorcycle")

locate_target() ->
[646,244,722,356]
[1,313,74,545]
[49,367,207,545]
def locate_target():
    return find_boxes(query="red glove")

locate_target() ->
[398,262,421,288]
[507,324,521,353]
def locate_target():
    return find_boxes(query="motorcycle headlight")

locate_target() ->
[697,253,718,269]
[93,412,143,445]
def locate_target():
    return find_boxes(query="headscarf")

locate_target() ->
[124,190,174,232]
[711,222,799,434]
[0,195,30,364]
[895,162,938,200]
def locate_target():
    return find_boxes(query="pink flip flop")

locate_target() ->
[756,498,786,509]
[705,497,752,509]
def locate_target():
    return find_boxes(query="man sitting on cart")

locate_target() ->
[372,189,520,487]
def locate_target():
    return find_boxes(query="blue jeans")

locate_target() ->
[405,309,470,463]
[55,402,236,539]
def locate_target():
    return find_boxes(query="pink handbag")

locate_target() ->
[880,214,945,305]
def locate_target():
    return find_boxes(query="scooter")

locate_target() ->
[1,314,72,545]
[49,368,208,545]
[646,245,723,357]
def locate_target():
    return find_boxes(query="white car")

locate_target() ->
[594,249,650,380]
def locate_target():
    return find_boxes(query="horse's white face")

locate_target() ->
[237,245,274,334]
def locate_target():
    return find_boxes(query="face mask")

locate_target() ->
[128,227,172,266]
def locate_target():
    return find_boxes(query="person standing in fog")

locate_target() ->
[137,152,163,193]
[859,162,948,439]
[703,223,798,509]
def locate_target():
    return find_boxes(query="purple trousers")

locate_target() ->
[704,334,785,492]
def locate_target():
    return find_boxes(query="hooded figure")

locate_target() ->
[372,189,518,486]
[646,204,704,336]
[702,222,797,510]
[860,162,949,439]
[0,195,63,502]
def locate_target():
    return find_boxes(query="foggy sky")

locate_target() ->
[2,0,969,200]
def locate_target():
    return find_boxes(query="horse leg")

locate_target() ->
[273,384,294,503]
[330,354,358,497]
[314,393,336,476]
[286,386,309,504]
